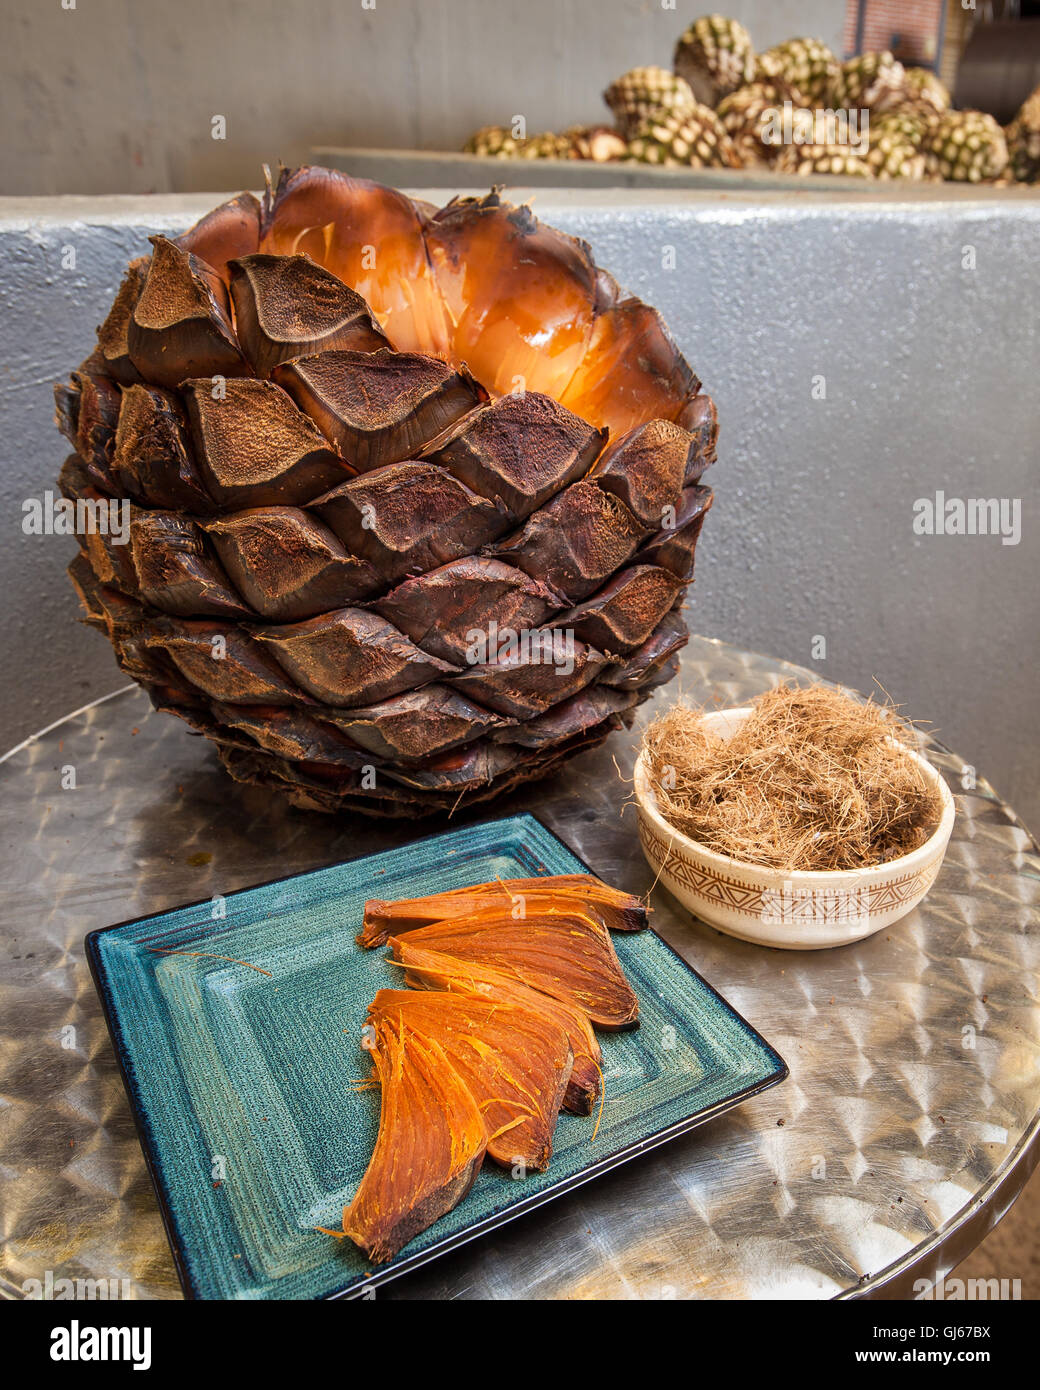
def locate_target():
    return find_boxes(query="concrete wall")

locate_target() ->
[3,0,844,196]
[1,186,1038,833]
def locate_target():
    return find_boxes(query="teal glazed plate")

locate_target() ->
[86,813,788,1299]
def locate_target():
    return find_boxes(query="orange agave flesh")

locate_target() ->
[340,1020,486,1264]
[260,166,452,359]
[423,196,598,400]
[260,167,704,439]
[387,909,639,1030]
[359,872,648,947]
[365,988,573,1172]
[394,938,603,1115]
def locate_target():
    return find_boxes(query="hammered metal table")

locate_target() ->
[2,636,1038,1301]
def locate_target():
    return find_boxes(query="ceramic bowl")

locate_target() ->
[633,707,956,950]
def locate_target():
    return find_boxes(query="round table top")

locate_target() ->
[2,635,1038,1301]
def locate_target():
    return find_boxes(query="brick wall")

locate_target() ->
[844,0,945,64]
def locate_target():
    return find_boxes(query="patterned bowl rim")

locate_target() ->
[633,706,957,887]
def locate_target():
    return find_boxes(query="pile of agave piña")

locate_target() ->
[56,166,717,817]
[464,12,1039,185]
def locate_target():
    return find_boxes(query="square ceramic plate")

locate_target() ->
[87,813,787,1299]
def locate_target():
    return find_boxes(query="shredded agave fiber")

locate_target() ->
[642,683,943,872]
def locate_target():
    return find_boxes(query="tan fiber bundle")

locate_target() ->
[642,683,943,872]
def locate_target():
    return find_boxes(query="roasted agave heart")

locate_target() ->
[56,166,717,816]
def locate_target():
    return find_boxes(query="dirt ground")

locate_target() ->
[953,1164,1040,1300]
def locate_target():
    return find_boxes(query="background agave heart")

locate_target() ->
[55,166,717,816]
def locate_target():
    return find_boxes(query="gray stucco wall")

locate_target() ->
[1,187,1038,831]
[4,0,844,196]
